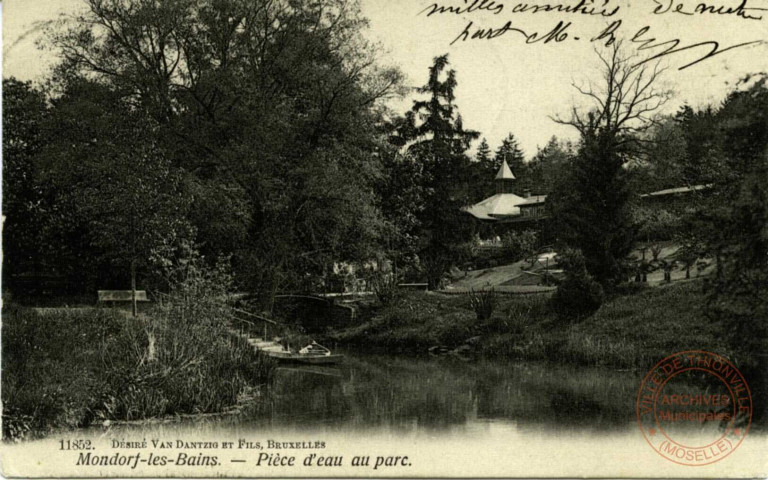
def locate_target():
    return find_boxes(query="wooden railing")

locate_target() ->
[152,290,281,340]
[229,308,279,340]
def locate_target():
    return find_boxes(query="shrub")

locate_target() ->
[371,273,400,306]
[552,273,604,321]
[551,250,604,321]
[481,295,551,336]
[506,303,532,335]
[501,229,538,263]
[469,288,496,321]
[613,281,649,296]
[434,311,476,345]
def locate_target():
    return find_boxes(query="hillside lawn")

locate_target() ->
[330,280,731,370]
[447,243,715,291]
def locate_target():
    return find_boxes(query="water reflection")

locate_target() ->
[241,354,643,433]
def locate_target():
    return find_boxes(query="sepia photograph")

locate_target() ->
[1,0,767,476]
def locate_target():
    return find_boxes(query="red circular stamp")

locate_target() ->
[636,350,752,466]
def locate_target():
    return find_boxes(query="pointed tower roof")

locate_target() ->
[495,160,516,180]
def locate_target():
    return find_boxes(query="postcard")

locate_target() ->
[2,0,767,477]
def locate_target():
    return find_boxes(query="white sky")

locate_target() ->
[4,0,768,156]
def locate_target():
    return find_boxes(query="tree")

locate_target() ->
[83,144,192,317]
[632,117,687,193]
[476,138,492,164]
[40,80,194,315]
[704,75,768,404]
[675,230,704,279]
[389,54,479,289]
[674,105,725,187]
[551,43,671,288]
[494,133,525,172]
[2,79,50,292]
[707,76,768,424]
[527,136,573,194]
[378,150,426,280]
[469,137,494,201]
[50,0,404,301]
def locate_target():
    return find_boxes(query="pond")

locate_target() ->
[4,352,766,477]
[242,353,642,434]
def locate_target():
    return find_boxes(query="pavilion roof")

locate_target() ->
[495,160,516,180]
[464,192,528,221]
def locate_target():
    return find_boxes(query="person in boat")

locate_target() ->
[299,341,331,356]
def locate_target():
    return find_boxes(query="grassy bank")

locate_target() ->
[2,303,275,441]
[330,280,731,370]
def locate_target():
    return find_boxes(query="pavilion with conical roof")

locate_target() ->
[464,159,547,222]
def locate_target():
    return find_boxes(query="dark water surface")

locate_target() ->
[6,352,767,478]
[239,353,643,433]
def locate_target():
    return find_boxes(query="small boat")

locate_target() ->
[276,365,344,377]
[264,341,344,365]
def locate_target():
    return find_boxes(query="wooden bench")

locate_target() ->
[97,290,150,304]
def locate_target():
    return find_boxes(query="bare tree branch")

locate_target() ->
[553,41,672,150]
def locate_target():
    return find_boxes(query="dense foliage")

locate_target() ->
[4,0,404,304]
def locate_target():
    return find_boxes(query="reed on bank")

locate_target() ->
[2,263,275,441]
